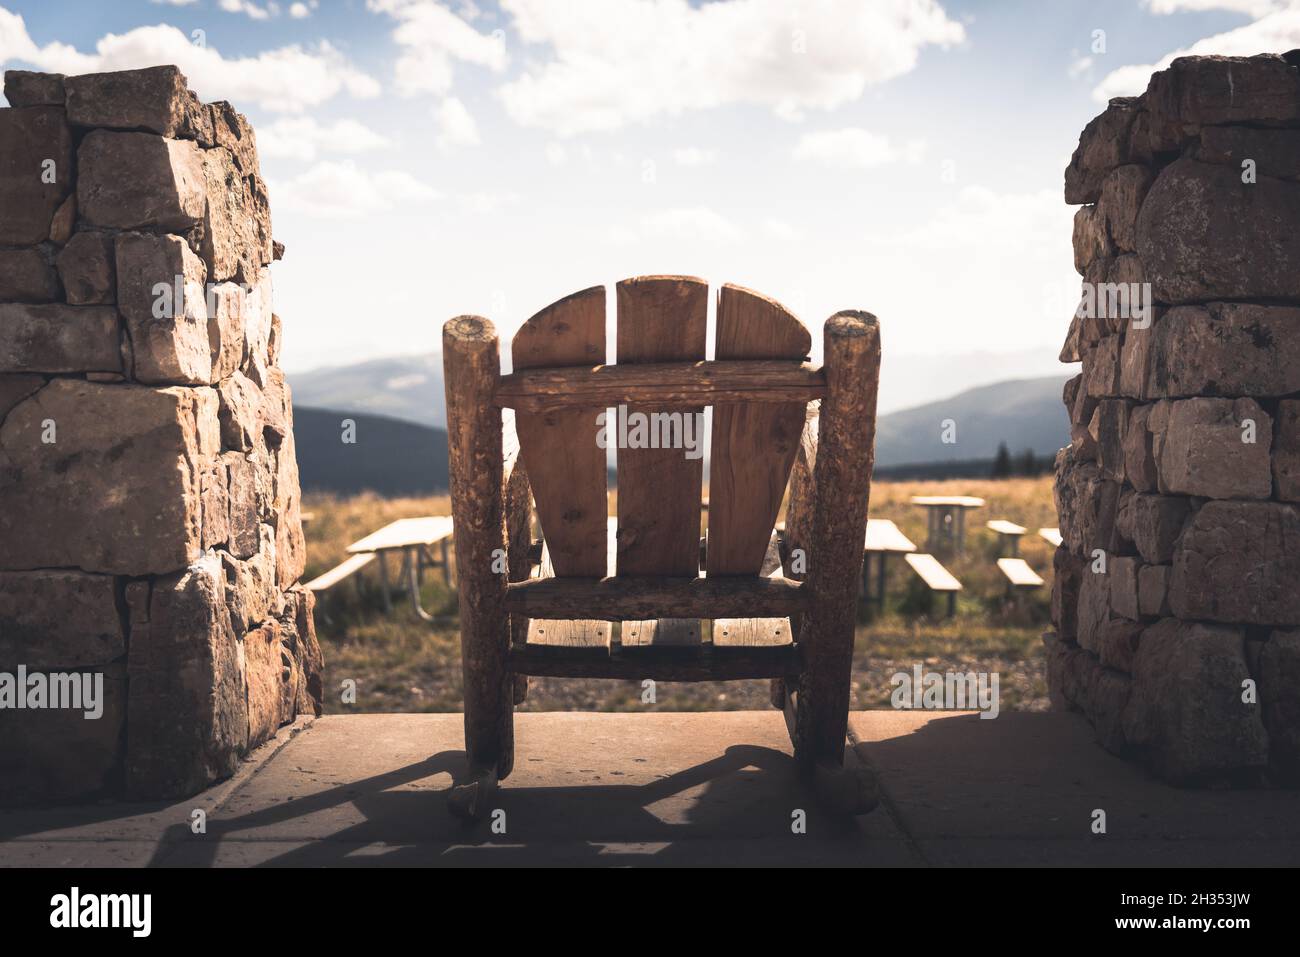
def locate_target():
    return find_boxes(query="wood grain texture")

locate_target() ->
[443,315,513,778]
[505,574,809,621]
[615,276,708,576]
[714,532,791,647]
[788,312,881,768]
[525,618,612,650]
[512,285,608,577]
[622,618,701,648]
[495,360,825,411]
[707,284,811,576]
[510,642,798,680]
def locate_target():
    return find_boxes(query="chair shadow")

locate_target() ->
[147,743,864,867]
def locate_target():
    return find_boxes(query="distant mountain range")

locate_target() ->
[289,361,1069,495]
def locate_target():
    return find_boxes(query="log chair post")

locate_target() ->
[790,311,880,777]
[443,316,514,814]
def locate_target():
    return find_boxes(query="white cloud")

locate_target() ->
[762,218,803,241]
[1145,0,1288,14]
[150,0,198,6]
[220,0,278,19]
[460,191,519,214]
[793,128,925,168]
[1094,5,1300,101]
[257,116,393,161]
[272,160,440,218]
[289,1,319,17]
[1067,54,1093,78]
[498,0,964,136]
[368,0,508,96]
[544,141,567,165]
[629,207,746,243]
[434,96,481,148]
[0,7,379,112]
[672,147,718,166]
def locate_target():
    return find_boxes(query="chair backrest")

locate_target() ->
[510,276,811,580]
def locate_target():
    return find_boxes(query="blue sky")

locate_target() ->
[3,0,1294,410]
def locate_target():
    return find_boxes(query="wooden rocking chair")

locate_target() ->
[442,276,881,818]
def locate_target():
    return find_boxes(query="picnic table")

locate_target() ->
[986,519,1027,556]
[911,495,985,554]
[861,518,917,610]
[345,516,456,620]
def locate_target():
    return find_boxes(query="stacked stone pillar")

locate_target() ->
[1049,53,1300,785]
[0,66,321,802]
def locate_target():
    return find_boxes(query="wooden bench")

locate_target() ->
[986,519,1027,556]
[1038,527,1063,547]
[911,495,985,554]
[861,518,916,611]
[444,277,881,818]
[304,552,377,593]
[996,557,1045,591]
[903,552,962,618]
[346,515,455,619]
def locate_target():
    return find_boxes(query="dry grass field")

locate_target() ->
[303,475,1055,715]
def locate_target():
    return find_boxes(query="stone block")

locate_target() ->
[115,232,213,384]
[1109,555,1140,621]
[77,131,206,231]
[1150,303,1300,398]
[1170,501,1300,626]
[1064,96,1141,205]
[1155,397,1272,500]
[55,230,116,305]
[1137,564,1170,618]
[1129,493,1191,564]
[0,303,121,374]
[1275,400,1300,502]
[126,554,246,798]
[1097,164,1153,253]
[0,106,73,245]
[1072,204,1110,274]
[0,571,124,669]
[65,66,208,140]
[201,145,264,283]
[1122,403,1158,492]
[1137,158,1300,302]
[0,373,44,422]
[0,379,218,575]
[1145,54,1300,152]
[208,100,260,175]
[1259,629,1300,782]
[0,663,126,804]
[3,70,65,107]
[1123,618,1269,783]
[0,246,60,302]
[1197,125,1300,182]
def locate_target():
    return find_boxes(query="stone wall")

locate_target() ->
[1049,53,1300,785]
[0,66,321,803]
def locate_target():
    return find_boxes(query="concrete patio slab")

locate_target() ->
[2,710,1297,867]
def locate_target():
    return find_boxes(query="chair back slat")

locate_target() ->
[614,276,708,576]
[512,285,608,577]
[706,284,810,576]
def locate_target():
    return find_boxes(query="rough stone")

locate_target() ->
[1054,449,1119,557]
[77,131,206,232]
[115,232,212,384]
[201,145,263,283]
[1072,205,1110,274]
[1197,125,1300,182]
[1091,398,1130,483]
[1155,397,1272,500]
[281,586,323,717]
[208,282,247,382]
[1051,546,1083,643]
[1137,158,1300,303]
[0,379,218,575]
[1275,400,1300,502]
[217,370,263,452]
[3,70,65,107]
[1081,335,1120,398]
[201,460,229,551]
[222,524,279,636]
[126,554,247,798]
[1170,501,1300,626]
[48,194,76,245]
[1076,564,1110,653]
[0,246,60,302]
[208,100,260,175]
[1258,629,1300,782]
[1122,403,1157,492]
[0,373,44,422]
[0,303,121,374]
[1138,564,1171,618]
[1149,303,1300,399]
[1123,618,1269,783]
[1129,494,1191,565]
[1145,54,1300,152]
[225,452,263,559]
[1064,96,1141,205]
[0,106,73,245]
[0,571,124,669]
[244,620,290,749]
[55,231,116,305]
[1098,165,1153,253]
[0,663,126,804]
[1098,618,1142,673]
[1109,556,1141,621]
[65,65,206,139]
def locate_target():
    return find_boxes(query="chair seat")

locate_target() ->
[512,615,795,681]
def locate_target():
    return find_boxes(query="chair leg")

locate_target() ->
[788,312,881,775]
[444,317,514,792]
